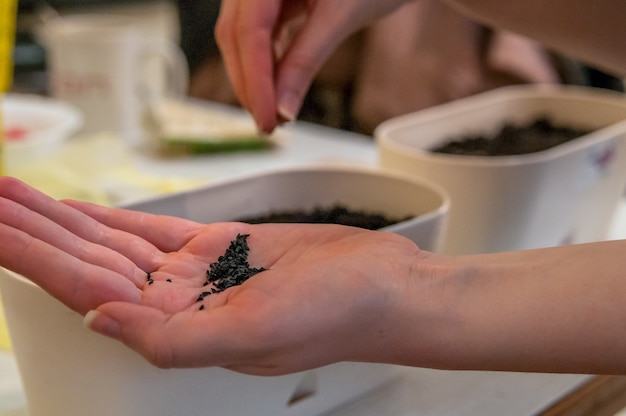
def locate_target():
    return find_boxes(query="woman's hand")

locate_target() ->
[0,176,428,376]
[215,0,410,134]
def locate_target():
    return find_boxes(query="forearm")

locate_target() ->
[386,240,626,374]
[445,0,626,75]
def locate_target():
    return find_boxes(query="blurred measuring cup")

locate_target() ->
[37,13,189,147]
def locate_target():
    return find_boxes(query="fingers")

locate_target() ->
[216,0,413,134]
[0,177,147,286]
[216,1,366,133]
[214,0,249,111]
[216,0,281,133]
[0,222,141,315]
[0,195,148,286]
[63,200,203,256]
[273,6,356,123]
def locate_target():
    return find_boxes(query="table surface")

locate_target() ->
[2,100,625,416]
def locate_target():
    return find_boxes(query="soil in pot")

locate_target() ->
[430,117,592,156]
[236,204,412,230]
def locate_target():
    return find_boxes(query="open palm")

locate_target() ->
[0,177,421,375]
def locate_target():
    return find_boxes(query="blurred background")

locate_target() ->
[12,0,179,96]
[11,0,625,136]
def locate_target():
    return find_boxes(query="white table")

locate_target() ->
[2,101,625,415]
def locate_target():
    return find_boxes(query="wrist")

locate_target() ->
[374,248,551,371]
[365,249,471,368]
[393,243,626,374]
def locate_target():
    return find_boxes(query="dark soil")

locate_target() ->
[430,117,592,156]
[236,204,411,230]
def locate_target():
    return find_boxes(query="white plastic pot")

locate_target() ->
[0,164,449,416]
[376,85,626,254]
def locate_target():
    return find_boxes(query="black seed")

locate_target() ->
[204,233,268,292]
[166,279,172,283]
[199,304,205,311]
[148,280,154,285]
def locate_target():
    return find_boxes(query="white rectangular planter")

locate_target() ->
[376,85,626,254]
[0,164,449,416]
[126,164,450,252]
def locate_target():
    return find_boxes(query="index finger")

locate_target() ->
[216,0,281,133]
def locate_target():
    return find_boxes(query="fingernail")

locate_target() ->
[84,310,120,339]
[277,90,299,122]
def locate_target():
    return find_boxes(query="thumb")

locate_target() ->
[273,0,410,122]
[273,8,355,122]
[83,303,176,368]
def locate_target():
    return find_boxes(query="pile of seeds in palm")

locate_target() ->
[196,233,267,307]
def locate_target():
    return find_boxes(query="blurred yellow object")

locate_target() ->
[1,0,17,176]
[0,0,16,92]
[0,0,17,350]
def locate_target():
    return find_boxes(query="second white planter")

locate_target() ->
[376,85,626,254]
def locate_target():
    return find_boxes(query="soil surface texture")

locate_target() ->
[431,117,591,156]
[237,204,411,230]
